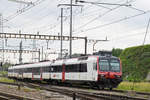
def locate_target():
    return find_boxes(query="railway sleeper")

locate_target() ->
[0,95,9,100]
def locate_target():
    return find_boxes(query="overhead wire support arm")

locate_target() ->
[0,49,39,53]
[8,0,33,5]
[0,32,85,40]
[88,39,108,43]
[76,0,131,7]
[57,4,83,7]
[88,38,108,53]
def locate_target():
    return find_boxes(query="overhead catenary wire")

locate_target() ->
[8,0,55,30]
[77,0,131,6]
[73,0,134,33]
[15,6,71,34]
[3,0,149,54]
[142,18,150,45]
[111,31,146,41]
[127,6,146,13]
[4,0,47,23]
[74,10,150,35]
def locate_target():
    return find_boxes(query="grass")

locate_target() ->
[22,87,35,92]
[0,71,8,77]
[35,87,41,91]
[117,81,150,93]
[0,77,15,83]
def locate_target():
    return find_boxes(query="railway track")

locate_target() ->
[42,84,149,100]
[0,90,35,100]
[0,81,149,100]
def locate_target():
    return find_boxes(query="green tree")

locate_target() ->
[112,48,123,57]
[120,44,150,81]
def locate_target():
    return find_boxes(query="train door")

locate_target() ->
[86,62,94,81]
[40,67,43,80]
[32,67,41,79]
[32,68,33,80]
[90,57,99,81]
[79,62,88,81]
[92,61,98,81]
[22,69,24,79]
[18,69,23,79]
[62,64,65,82]
[48,66,51,79]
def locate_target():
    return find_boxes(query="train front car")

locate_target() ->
[97,56,122,90]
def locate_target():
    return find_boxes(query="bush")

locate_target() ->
[120,44,150,81]
[0,71,8,77]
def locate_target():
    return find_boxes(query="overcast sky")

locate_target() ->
[0,0,150,63]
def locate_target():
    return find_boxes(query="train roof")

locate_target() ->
[8,56,98,69]
[9,61,52,69]
[9,55,119,69]
[99,55,119,59]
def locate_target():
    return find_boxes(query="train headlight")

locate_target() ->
[101,74,105,77]
[115,75,121,78]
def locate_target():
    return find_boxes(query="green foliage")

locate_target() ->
[1,63,12,71]
[0,77,15,83]
[120,44,150,81]
[112,48,123,57]
[0,71,8,77]
[117,82,150,93]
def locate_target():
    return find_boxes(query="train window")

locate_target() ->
[56,66,62,72]
[51,67,54,72]
[33,67,40,75]
[78,57,88,60]
[16,69,19,73]
[8,69,13,72]
[99,59,109,72]
[110,59,120,72]
[80,63,87,72]
[66,64,77,72]
[43,66,50,72]
[24,68,27,73]
[34,67,40,73]
[50,66,62,72]
[65,65,71,72]
[27,68,32,73]
[65,64,87,72]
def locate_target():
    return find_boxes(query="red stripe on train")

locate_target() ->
[62,64,65,82]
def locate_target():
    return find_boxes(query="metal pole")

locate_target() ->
[0,14,4,63]
[42,46,43,61]
[143,18,150,45]
[38,49,40,62]
[19,41,22,64]
[19,30,22,64]
[93,41,97,53]
[85,37,87,55]
[70,0,73,58]
[60,8,63,58]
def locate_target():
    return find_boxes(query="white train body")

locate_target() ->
[8,56,98,82]
[8,55,122,89]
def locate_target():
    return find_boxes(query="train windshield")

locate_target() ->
[99,58,120,72]
[99,59,109,71]
[110,59,120,72]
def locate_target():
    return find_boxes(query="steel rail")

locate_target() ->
[24,82,149,100]
[0,90,35,100]
[0,81,149,100]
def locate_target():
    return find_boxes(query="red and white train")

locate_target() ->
[8,54,122,90]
